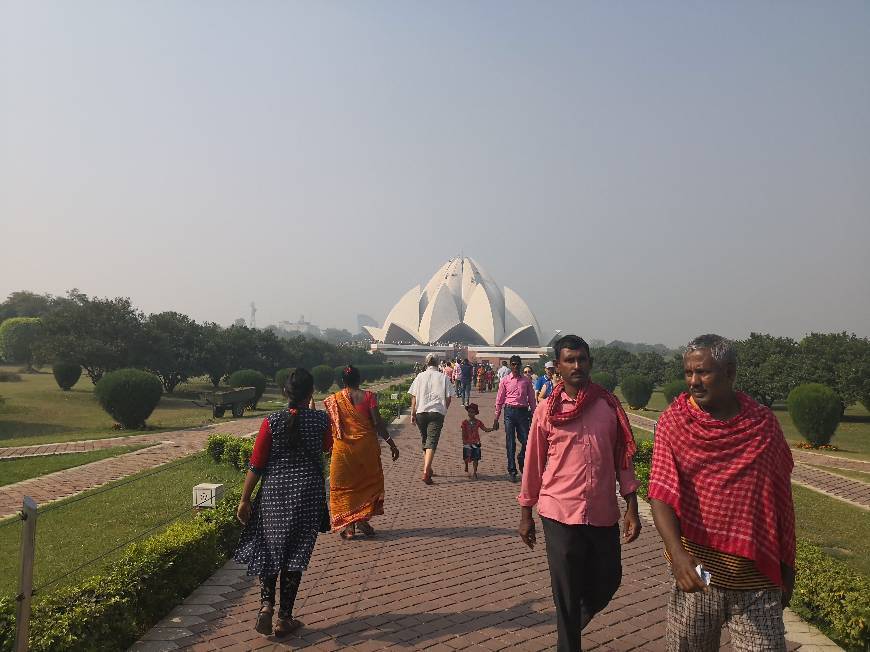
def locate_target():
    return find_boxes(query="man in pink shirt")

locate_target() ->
[518,335,641,652]
[492,354,538,482]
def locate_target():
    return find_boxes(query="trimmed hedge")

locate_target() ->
[621,374,653,410]
[94,369,163,429]
[791,541,870,649]
[274,368,291,392]
[52,362,82,391]
[228,369,266,409]
[591,371,617,393]
[0,486,242,652]
[662,379,686,405]
[632,440,654,500]
[312,365,334,393]
[787,383,842,447]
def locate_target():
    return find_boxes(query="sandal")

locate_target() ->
[274,614,303,637]
[422,472,433,485]
[339,525,355,540]
[255,602,274,635]
[357,521,375,536]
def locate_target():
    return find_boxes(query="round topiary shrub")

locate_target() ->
[52,361,82,391]
[274,368,291,393]
[94,369,163,429]
[662,379,686,405]
[621,374,654,410]
[591,371,617,392]
[787,383,842,447]
[312,365,334,393]
[228,369,266,409]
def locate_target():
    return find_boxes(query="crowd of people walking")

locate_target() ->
[232,334,797,652]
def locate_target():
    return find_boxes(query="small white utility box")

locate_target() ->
[193,483,225,508]
[391,393,399,400]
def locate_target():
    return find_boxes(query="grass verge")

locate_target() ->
[792,483,870,577]
[0,452,244,597]
[0,444,155,487]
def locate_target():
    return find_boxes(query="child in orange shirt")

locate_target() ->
[461,403,494,479]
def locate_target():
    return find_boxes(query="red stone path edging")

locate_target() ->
[130,389,838,651]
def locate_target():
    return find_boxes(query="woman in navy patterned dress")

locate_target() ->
[234,368,331,637]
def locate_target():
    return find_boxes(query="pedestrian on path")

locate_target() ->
[648,334,796,652]
[461,402,495,479]
[496,360,510,383]
[409,352,452,484]
[234,368,331,638]
[517,335,641,652]
[492,354,536,482]
[535,361,556,401]
[323,365,400,541]
[460,358,474,406]
[452,359,463,397]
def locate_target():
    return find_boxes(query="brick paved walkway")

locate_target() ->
[132,389,838,651]
[0,420,258,519]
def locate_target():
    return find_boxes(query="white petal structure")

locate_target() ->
[365,257,542,346]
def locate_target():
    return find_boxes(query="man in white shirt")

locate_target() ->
[496,361,511,383]
[409,352,453,485]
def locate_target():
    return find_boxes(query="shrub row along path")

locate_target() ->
[0,380,408,520]
[132,389,837,652]
[626,412,870,510]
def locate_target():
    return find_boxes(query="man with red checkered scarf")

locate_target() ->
[649,334,796,652]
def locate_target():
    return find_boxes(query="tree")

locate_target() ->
[195,322,231,387]
[39,290,145,384]
[625,351,667,386]
[323,328,353,345]
[590,347,636,382]
[734,333,799,407]
[0,317,42,370]
[0,291,54,322]
[142,312,201,392]
[796,332,870,409]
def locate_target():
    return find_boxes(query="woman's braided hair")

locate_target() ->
[283,368,314,439]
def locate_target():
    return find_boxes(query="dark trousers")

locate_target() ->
[541,517,622,652]
[461,379,472,404]
[260,569,303,617]
[503,406,531,475]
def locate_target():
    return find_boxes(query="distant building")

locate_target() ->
[277,315,323,339]
[365,257,552,363]
[357,314,378,332]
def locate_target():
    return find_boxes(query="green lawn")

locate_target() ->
[0,443,155,487]
[792,483,870,578]
[0,452,244,597]
[0,368,411,448]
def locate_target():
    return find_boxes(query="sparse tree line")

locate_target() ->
[587,332,870,413]
[0,290,403,393]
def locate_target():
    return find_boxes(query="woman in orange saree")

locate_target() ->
[323,365,400,539]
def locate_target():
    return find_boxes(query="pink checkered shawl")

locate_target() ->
[648,392,795,587]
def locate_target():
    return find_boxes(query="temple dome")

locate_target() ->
[364,257,542,346]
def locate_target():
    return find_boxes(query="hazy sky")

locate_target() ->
[2,2,868,347]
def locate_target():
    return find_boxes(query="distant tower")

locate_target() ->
[249,302,257,329]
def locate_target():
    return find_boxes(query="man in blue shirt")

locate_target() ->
[534,361,556,401]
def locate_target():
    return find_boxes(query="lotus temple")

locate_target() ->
[365,257,554,363]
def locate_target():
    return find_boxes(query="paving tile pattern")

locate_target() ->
[0,420,257,518]
[131,390,828,651]
[790,465,870,509]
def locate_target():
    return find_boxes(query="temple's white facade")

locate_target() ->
[365,257,543,347]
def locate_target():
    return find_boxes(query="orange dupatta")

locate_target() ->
[323,389,385,530]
